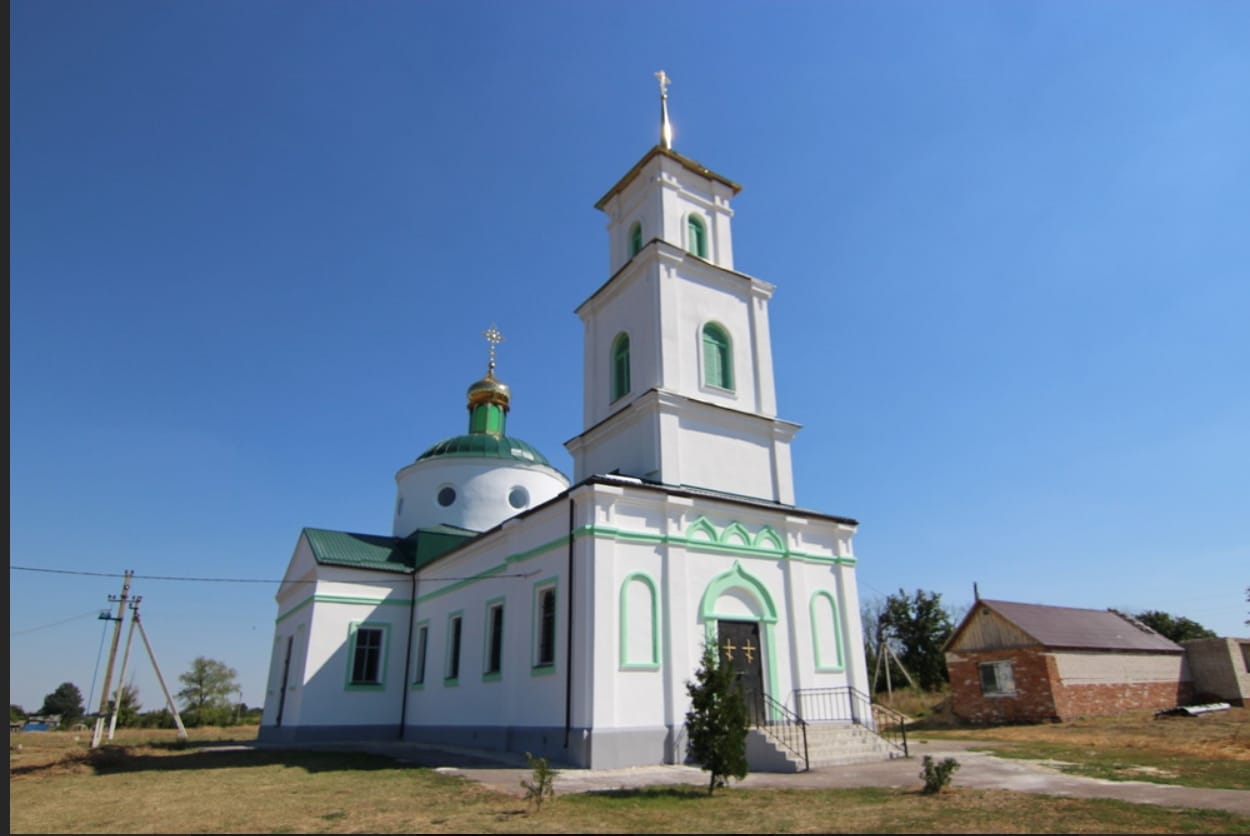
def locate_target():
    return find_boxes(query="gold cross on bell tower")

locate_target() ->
[654,69,673,150]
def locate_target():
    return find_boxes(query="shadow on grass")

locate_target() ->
[584,784,716,800]
[11,745,429,778]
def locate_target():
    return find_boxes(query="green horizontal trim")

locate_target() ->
[282,521,855,619]
[275,594,413,624]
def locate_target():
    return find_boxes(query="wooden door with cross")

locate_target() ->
[717,620,764,722]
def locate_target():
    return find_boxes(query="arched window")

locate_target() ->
[702,323,733,391]
[628,222,643,257]
[611,332,631,402]
[687,214,707,259]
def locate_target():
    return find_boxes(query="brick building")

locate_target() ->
[944,599,1193,724]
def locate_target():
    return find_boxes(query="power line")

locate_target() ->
[10,608,102,635]
[10,565,538,585]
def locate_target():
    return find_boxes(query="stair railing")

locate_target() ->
[751,692,809,772]
[790,687,909,758]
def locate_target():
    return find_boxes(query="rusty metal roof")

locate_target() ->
[972,599,1184,653]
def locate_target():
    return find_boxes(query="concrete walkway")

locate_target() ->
[259,737,1250,817]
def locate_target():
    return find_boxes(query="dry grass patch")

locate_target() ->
[914,706,1250,789]
[9,728,1250,834]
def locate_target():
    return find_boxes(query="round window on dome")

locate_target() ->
[437,486,457,507]
[508,486,530,510]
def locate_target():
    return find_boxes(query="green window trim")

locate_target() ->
[445,611,463,685]
[610,332,631,403]
[701,323,734,391]
[483,597,505,680]
[618,572,660,669]
[531,577,559,673]
[687,214,708,259]
[344,621,390,690]
[628,221,643,257]
[809,591,845,672]
[411,620,430,688]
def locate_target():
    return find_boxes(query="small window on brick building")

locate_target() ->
[979,660,1016,695]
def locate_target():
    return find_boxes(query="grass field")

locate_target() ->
[912,705,1250,791]
[9,716,1250,834]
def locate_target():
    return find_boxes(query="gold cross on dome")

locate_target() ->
[721,638,737,662]
[482,324,504,374]
[655,70,671,98]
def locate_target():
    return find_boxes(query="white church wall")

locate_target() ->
[569,405,659,482]
[393,456,568,536]
[404,500,575,740]
[577,258,660,428]
[674,413,775,497]
[667,262,769,414]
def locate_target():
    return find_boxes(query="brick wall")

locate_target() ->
[947,647,1192,724]
[1052,677,1192,719]
[946,648,1059,724]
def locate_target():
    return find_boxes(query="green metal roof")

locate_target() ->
[303,525,476,574]
[415,434,552,467]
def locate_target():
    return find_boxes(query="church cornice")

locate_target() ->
[594,145,741,211]
[565,387,800,451]
[575,239,769,317]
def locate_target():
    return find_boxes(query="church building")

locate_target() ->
[259,75,877,770]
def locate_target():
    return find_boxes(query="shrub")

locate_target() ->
[920,755,960,794]
[520,752,557,811]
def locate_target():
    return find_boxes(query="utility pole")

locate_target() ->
[91,570,132,748]
[107,596,141,741]
[133,604,188,741]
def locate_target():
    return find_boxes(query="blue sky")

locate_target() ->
[11,1,1249,713]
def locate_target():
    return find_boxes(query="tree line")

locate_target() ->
[11,656,260,730]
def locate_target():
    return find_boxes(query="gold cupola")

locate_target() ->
[466,324,511,436]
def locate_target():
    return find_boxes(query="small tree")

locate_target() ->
[684,641,749,795]
[10,704,27,724]
[39,682,84,728]
[176,657,238,726]
[877,589,955,691]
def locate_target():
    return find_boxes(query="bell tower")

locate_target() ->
[565,73,800,504]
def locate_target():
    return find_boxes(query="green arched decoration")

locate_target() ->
[628,221,643,257]
[687,214,707,258]
[698,561,778,630]
[685,516,718,542]
[618,572,659,668]
[753,526,784,551]
[720,522,751,546]
[809,590,845,671]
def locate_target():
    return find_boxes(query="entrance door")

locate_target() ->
[275,637,293,727]
[717,620,765,722]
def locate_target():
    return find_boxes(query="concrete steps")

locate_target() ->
[746,722,901,773]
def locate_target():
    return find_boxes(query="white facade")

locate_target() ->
[393,455,568,536]
[260,132,872,770]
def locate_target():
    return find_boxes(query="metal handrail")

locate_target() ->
[790,686,909,758]
[751,692,810,771]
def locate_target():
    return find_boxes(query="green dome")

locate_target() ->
[416,434,553,467]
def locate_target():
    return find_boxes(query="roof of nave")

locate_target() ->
[301,525,477,574]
